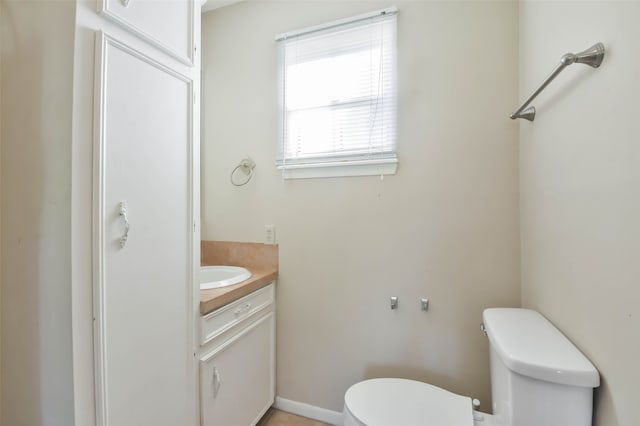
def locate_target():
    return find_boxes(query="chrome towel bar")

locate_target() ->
[511,42,605,121]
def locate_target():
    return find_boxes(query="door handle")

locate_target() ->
[119,202,130,248]
[212,366,221,399]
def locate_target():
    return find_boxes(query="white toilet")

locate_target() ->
[343,308,600,426]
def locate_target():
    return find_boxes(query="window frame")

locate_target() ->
[276,7,398,179]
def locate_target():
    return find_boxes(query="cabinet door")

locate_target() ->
[93,33,195,426]
[98,0,195,65]
[201,312,276,426]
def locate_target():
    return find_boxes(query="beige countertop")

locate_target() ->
[200,240,279,315]
[199,266,278,315]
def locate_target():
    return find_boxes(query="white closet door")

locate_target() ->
[93,33,195,426]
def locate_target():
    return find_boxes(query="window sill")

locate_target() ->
[276,158,397,179]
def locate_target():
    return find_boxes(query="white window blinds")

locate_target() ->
[276,8,398,178]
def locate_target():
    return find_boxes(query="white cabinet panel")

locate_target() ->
[98,0,195,65]
[200,312,276,426]
[93,32,195,426]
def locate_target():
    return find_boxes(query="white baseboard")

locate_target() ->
[274,396,343,426]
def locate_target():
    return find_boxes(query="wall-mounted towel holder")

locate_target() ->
[230,156,256,186]
[511,42,605,122]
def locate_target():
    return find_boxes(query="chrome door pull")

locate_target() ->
[212,366,221,399]
[119,202,130,248]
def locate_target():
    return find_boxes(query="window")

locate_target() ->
[276,8,398,179]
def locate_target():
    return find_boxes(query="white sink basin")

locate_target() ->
[200,265,252,290]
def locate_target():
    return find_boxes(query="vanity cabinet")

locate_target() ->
[199,283,276,426]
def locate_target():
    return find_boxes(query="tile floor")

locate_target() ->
[257,409,331,426]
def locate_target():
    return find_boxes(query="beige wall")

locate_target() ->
[0,0,76,424]
[519,2,640,425]
[202,0,520,412]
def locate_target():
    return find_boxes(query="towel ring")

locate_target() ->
[230,157,256,186]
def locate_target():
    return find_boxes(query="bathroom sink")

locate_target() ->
[200,265,252,290]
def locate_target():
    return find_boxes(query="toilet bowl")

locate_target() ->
[342,308,599,426]
[343,378,491,426]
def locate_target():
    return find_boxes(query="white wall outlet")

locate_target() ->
[264,224,276,244]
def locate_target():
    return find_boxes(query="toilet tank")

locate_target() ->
[482,309,599,426]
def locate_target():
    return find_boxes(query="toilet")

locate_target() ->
[343,308,600,426]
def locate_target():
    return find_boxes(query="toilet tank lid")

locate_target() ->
[483,308,600,388]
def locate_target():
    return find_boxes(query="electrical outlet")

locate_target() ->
[264,225,276,244]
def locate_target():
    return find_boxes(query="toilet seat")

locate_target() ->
[343,378,474,426]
